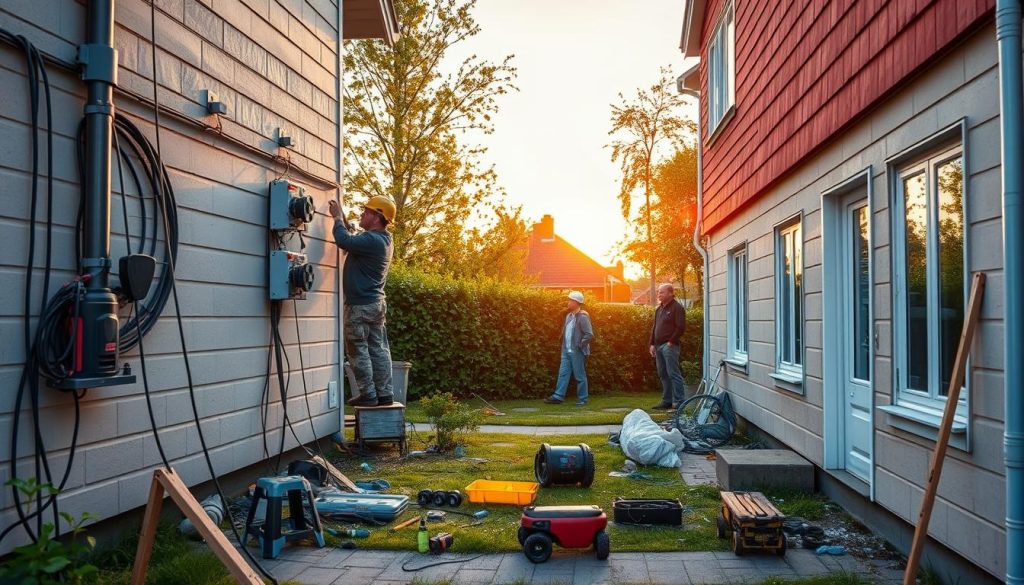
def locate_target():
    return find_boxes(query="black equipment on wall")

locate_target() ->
[534,443,595,488]
[56,0,134,389]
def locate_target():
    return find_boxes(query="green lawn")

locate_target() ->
[329,431,724,554]
[403,391,672,426]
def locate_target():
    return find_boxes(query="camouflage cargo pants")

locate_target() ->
[344,300,393,400]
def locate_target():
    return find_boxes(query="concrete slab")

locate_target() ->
[715,449,814,492]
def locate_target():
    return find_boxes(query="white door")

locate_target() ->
[841,199,872,482]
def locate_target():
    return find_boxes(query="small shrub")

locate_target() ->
[419,392,483,452]
[0,478,98,585]
[681,360,701,385]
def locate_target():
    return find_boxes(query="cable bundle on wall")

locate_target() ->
[75,114,179,353]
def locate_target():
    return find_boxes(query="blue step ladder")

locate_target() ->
[243,476,325,559]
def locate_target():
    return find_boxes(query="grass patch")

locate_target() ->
[404,392,671,426]
[329,431,728,554]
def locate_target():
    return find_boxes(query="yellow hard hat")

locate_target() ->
[365,195,397,223]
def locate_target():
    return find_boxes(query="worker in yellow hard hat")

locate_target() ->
[328,196,397,407]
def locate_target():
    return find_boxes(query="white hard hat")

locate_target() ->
[567,291,584,304]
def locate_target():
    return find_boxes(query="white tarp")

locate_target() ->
[619,408,684,467]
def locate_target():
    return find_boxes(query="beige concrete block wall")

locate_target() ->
[0,0,343,553]
[703,24,1006,577]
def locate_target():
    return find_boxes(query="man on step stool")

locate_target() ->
[329,196,397,408]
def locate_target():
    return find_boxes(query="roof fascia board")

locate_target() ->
[680,0,707,57]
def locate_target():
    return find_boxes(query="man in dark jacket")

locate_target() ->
[650,283,687,410]
[328,196,396,407]
[544,291,594,406]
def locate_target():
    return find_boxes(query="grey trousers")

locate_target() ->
[344,300,393,400]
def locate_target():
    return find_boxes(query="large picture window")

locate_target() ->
[893,145,965,410]
[775,220,803,378]
[727,245,748,363]
[708,3,735,133]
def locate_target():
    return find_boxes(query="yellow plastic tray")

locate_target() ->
[464,479,539,506]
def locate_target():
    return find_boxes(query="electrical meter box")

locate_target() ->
[269,251,315,300]
[269,179,314,231]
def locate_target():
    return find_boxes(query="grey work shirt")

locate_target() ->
[332,221,393,305]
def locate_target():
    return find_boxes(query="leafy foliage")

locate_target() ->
[418,392,483,451]
[608,67,695,302]
[343,0,524,278]
[619,146,703,297]
[386,265,703,400]
[0,479,98,585]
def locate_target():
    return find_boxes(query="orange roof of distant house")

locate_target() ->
[525,215,624,288]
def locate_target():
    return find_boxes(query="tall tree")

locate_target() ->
[619,145,702,299]
[607,67,691,304]
[343,0,518,265]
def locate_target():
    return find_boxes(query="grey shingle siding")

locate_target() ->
[1,0,342,553]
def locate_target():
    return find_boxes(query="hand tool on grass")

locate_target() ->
[389,515,422,533]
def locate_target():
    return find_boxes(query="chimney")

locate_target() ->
[535,214,554,240]
[610,261,624,281]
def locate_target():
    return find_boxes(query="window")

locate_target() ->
[775,219,803,378]
[727,245,748,363]
[708,3,735,133]
[893,145,965,412]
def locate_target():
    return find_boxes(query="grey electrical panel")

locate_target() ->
[269,250,315,300]
[269,179,314,231]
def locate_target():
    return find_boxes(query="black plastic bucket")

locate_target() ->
[534,443,595,487]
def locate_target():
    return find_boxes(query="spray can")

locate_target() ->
[417,516,429,553]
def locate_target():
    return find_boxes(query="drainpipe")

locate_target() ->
[677,76,710,384]
[996,1,1024,583]
[335,2,345,429]
[71,0,123,384]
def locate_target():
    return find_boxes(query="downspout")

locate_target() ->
[677,80,710,384]
[335,1,345,430]
[996,1,1024,583]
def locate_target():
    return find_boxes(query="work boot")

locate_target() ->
[347,394,378,407]
[652,402,672,410]
[376,395,394,406]
[543,396,563,404]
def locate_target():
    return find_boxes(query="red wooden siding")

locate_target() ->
[698,0,994,234]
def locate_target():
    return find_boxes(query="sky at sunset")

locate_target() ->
[450,0,698,279]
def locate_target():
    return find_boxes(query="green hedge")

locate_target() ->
[385,265,703,400]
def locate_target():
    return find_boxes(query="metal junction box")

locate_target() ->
[269,179,314,232]
[269,250,314,300]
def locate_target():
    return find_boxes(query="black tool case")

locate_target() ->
[612,498,683,526]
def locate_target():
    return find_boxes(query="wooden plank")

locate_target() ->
[129,472,167,585]
[902,273,986,585]
[311,454,359,492]
[130,468,263,585]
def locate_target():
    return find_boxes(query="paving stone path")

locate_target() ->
[269,424,903,584]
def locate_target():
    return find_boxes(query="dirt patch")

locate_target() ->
[510,407,539,412]
[788,503,905,564]
[487,442,517,448]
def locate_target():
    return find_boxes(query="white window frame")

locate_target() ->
[774,218,803,382]
[707,2,735,135]
[891,143,967,418]
[726,244,748,365]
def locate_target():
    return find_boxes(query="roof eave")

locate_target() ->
[680,0,706,58]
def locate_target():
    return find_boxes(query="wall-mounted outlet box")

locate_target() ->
[328,380,338,409]
[201,89,228,116]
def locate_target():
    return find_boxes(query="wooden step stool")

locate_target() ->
[354,402,406,454]
[717,491,786,556]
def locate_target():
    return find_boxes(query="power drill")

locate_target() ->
[428,532,454,554]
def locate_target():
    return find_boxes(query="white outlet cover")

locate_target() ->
[328,380,338,409]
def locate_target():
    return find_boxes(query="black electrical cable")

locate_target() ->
[145,4,275,582]
[113,129,171,471]
[0,27,73,545]
[291,299,328,462]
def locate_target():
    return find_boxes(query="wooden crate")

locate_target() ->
[717,491,786,556]
[354,403,406,453]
